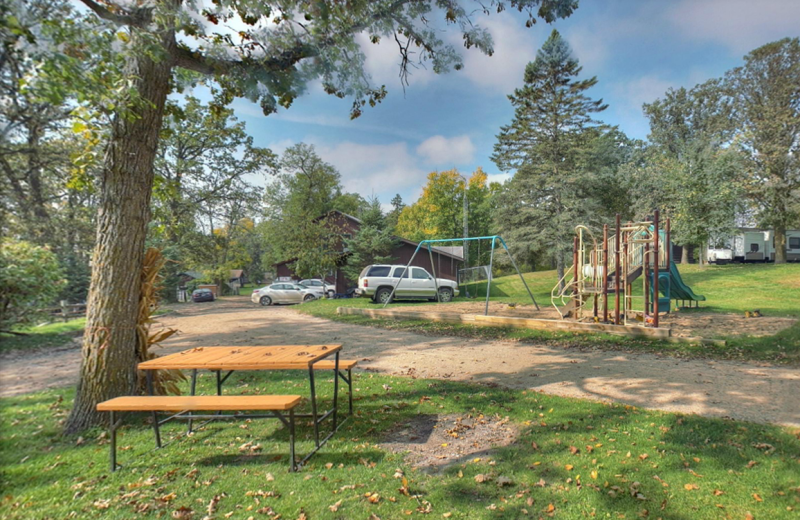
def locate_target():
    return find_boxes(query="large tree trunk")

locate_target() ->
[681,245,690,265]
[774,227,787,264]
[64,31,175,434]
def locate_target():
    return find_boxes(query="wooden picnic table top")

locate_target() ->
[138,345,342,371]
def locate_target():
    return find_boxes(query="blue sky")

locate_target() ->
[225,0,800,209]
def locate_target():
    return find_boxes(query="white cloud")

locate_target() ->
[613,74,675,115]
[313,141,428,201]
[667,0,800,54]
[564,29,609,71]
[457,13,542,94]
[356,32,438,90]
[486,172,511,185]
[416,135,475,166]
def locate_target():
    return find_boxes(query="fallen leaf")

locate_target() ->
[684,483,699,491]
[475,474,490,483]
[171,507,193,519]
[266,473,275,482]
[713,489,724,496]
[329,499,342,512]
[569,446,579,455]
[545,503,555,513]
[443,513,452,518]
[497,476,513,486]
[565,464,574,471]
[746,461,759,469]
[639,453,649,461]
[367,493,380,504]
[590,470,598,480]
[753,493,762,502]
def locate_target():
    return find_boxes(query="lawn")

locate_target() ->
[299,263,800,364]
[1,371,798,519]
[464,263,800,318]
[0,318,85,354]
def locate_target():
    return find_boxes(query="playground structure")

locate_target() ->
[552,210,705,328]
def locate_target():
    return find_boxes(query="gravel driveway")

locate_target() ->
[2,297,798,428]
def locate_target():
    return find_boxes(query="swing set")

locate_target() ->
[381,235,540,315]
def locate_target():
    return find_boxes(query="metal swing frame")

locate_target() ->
[381,235,539,315]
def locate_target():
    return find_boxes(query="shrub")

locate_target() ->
[0,239,65,331]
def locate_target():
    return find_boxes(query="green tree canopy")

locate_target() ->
[0,239,65,332]
[342,198,398,281]
[726,37,800,263]
[638,79,744,261]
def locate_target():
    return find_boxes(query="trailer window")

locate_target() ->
[789,237,800,249]
[749,243,759,252]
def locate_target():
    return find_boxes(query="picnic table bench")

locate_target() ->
[98,395,302,471]
[97,346,358,473]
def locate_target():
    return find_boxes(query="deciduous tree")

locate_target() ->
[726,37,800,263]
[638,79,743,262]
[55,0,577,432]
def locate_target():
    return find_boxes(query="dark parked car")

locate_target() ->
[191,288,215,302]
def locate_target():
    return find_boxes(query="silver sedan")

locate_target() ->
[251,283,317,306]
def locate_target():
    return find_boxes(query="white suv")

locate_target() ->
[356,265,459,303]
[299,279,336,299]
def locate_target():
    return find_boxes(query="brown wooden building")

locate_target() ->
[274,211,463,295]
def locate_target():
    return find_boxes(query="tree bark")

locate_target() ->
[64,29,175,434]
[774,227,787,264]
[681,245,689,264]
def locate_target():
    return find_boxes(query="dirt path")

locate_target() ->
[2,298,798,428]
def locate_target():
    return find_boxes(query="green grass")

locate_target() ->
[0,318,85,354]
[300,263,800,364]
[676,263,800,318]
[1,372,798,519]
[467,263,800,318]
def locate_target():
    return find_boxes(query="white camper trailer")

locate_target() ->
[707,228,800,263]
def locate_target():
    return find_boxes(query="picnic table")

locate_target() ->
[138,345,345,454]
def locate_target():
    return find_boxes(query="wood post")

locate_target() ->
[644,242,650,319]
[653,210,660,328]
[615,214,621,325]
[603,224,609,323]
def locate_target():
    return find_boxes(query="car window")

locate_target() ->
[359,266,370,278]
[367,266,391,277]
[391,267,408,278]
[269,284,282,290]
[412,268,430,280]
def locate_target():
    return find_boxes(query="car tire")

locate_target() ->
[376,287,393,304]
[327,290,335,299]
[437,287,454,303]
[259,295,272,306]
[304,294,316,302]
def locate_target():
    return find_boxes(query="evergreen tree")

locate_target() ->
[342,198,397,281]
[492,29,607,284]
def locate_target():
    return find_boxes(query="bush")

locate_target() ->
[0,239,65,331]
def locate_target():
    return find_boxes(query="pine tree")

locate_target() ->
[342,199,397,281]
[492,29,607,284]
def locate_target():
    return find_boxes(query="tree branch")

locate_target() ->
[76,0,150,27]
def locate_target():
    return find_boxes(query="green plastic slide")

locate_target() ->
[664,261,705,302]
